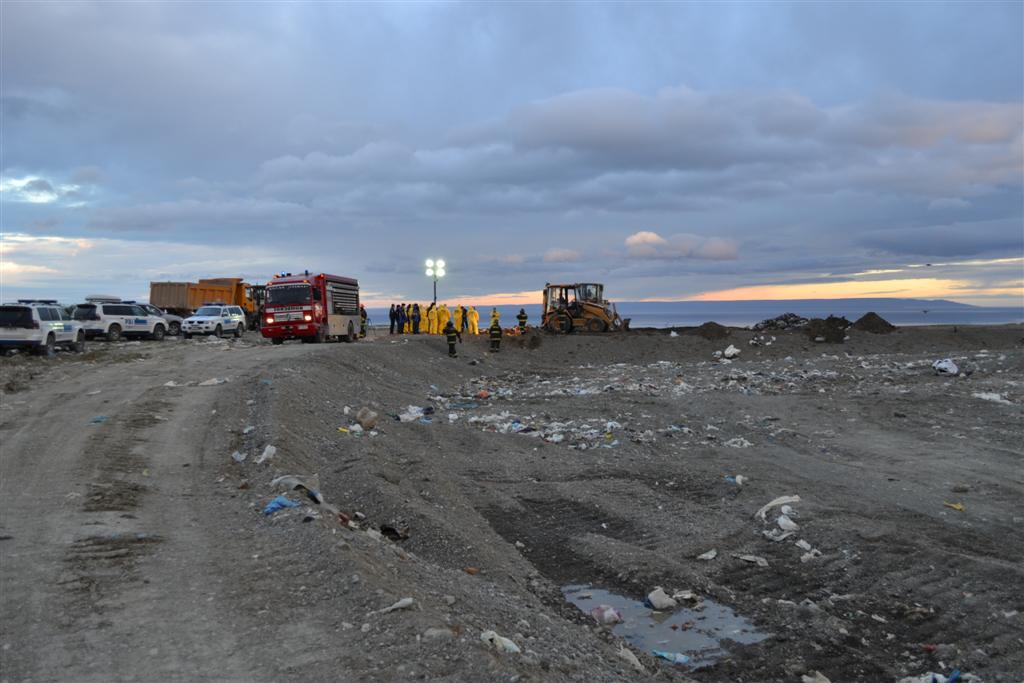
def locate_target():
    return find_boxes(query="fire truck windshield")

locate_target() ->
[266,284,312,305]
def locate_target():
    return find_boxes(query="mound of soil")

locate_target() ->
[805,315,851,343]
[754,312,808,331]
[687,321,730,340]
[853,311,896,334]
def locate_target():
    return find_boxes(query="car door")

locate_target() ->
[131,305,155,333]
[54,307,75,342]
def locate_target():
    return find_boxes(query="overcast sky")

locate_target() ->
[2,1,1022,306]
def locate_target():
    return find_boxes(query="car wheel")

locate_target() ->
[74,331,86,353]
[183,333,192,340]
[213,325,222,338]
[34,334,56,357]
[169,321,181,336]
[233,325,241,338]
[271,338,284,346]
[152,324,166,341]
[106,324,122,342]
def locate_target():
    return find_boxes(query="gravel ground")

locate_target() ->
[1,324,1021,682]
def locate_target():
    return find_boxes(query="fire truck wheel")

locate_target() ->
[314,326,326,344]
[271,338,284,345]
[343,321,355,343]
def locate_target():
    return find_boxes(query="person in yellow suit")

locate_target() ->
[405,304,413,333]
[453,304,463,333]
[426,303,437,335]
[437,304,450,334]
[490,307,501,327]
[467,306,480,335]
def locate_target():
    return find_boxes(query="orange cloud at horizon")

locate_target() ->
[688,277,1023,302]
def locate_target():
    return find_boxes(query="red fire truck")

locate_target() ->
[261,271,360,345]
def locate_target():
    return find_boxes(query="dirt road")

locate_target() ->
[1,326,1022,682]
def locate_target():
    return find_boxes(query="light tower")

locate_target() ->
[425,259,446,304]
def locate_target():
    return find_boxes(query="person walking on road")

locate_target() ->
[488,319,502,352]
[516,308,528,333]
[444,320,460,357]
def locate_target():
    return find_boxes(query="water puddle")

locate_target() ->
[562,584,768,668]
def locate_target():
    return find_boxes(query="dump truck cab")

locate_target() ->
[542,282,629,333]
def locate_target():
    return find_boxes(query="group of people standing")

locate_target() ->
[388,303,526,358]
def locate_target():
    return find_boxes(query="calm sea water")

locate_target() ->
[367,298,1022,329]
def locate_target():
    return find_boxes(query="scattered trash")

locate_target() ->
[590,604,624,624]
[763,529,795,542]
[463,567,480,575]
[480,630,520,653]
[669,331,679,338]
[243,425,254,434]
[795,539,813,551]
[262,495,300,516]
[198,377,228,386]
[476,389,491,399]
[231,450,246,463]
[943,502,966,512]
[932,359,959,376]
[754,312,808,331]
[86,390,102,396]
[163,381,179,387]
[734,554,769,568]
[256,445,276,464]
[90,415,109,424]
[723,345,741,359]
[653,650,691,665]
[398,406,427,422]
[697,549,718,561]
[800,549,822,563]
[356,407,379,430]
[350,423,364,434]
[370,597,415,615]
[724,475,747,485]
[972,392,1012,405]
[755,495,800,521]
[801,672,833,683]
[617,645,646,673]
[419,417,433,425]
[777,514,800,531]
[723,437,752,448]
[380,522,410,541]
[271,475,324,504]
[646,586,678,610]
[337,427,350,434]
[423,627,456,641]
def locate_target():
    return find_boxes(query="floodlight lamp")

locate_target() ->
[425,259,435,268]
[426,268,434,277]
[436,259,446,269]
[436,268,446,278]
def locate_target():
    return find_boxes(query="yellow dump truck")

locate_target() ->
[149,278,264,326]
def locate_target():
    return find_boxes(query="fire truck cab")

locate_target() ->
[261,272,360,345]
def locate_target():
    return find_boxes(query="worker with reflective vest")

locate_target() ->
[444,320,459,357]
[454,305,464,333]
[488,319,502,352]
[516,308,528,332]
[467,306,480,335]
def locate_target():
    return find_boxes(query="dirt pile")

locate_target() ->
[753,312,808,331]
[853,311,896,333]
[805,315,851,343]
[687,321,730,340]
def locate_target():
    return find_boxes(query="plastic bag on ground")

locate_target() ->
[646,586,677,610]
[590,604,624,624]
[932,359,959,376]
[480,630,520,653]
[256,445,276,464]
[262,495,300,516]
[653,650,691,664]
[370,597,415,615]
[755,495,800,521]
[723,344,741,359]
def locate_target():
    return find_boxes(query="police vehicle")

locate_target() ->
[182,304,246,339]
[72,298,168,342]
[0,300,86,356]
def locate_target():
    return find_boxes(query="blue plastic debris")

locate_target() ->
[262,495,300,516]
[653,651,691,665]
[419,417,433,425]
[90,415,109,424]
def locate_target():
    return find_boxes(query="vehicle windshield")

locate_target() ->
[195,307,223,316]
[0,306,32,327]
[266,284,312,306]
[577,284,602,302]
[72,305,97,320]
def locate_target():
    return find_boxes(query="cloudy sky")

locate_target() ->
[2,1,1022,306]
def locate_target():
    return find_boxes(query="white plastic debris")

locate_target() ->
[801,673,832,683]
[669,331,679,338]
[370,597,415,615]
[480,630,520,653]
[349,423,364,434]
[724,437,752,448]
[734,554,769,567]
[755,495,801,522]
[697,549,718,561]
[763,529,795,542]
[163,380,179,387]
[231,450,246,463]
[605,421,622,431]
[646,586,678,610]
[256,445,277,464]
[777,514,800,532]
[398,406,426,422]
[243,425,255,434]
[932,359,959,375]
[86,390,102,396]
[617,645,646,672]
[780,504,798,517]
[590,604,624,624]
[795,539,813,551]
[972,392,1012,405]
[723,344,741,359]
[800,549,823,563]
[199,377,228,386]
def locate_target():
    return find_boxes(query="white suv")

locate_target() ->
[72,302,168,342]
[0,301,86,356]
[182,305,246,339]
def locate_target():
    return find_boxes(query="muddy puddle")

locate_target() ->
[562,584,768,667]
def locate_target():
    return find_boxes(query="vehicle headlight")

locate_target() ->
[304,314,312,322]
[266,316,274,324]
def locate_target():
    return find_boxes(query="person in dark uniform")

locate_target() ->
[396,303,406,335]
[488,319,502,352]
[388,304,397,335]
[516,308,528,333]
[412,303,421,334]
[444,320,460,357]
[460,305,469,333]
